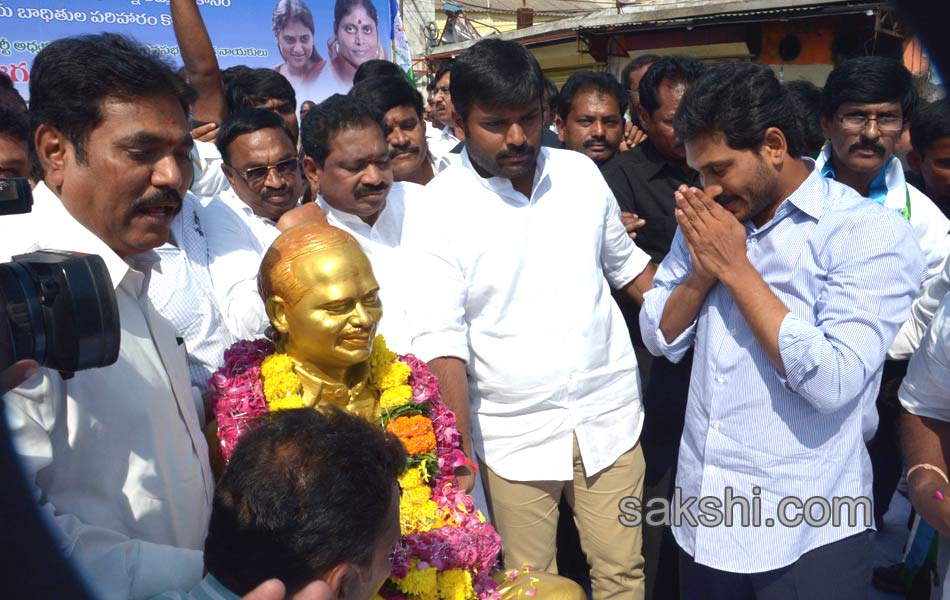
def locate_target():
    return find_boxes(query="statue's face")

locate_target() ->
[278,242,382,369]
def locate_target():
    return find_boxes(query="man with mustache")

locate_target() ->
[426,62,462,166]
[350,75,440,184]
[204,108,303,339]
[0,34,214,598]
[816,57,950,527]
[298,93,424,351]
[555,71,627,168]
[404,39,656,600]
[642,62,924,599]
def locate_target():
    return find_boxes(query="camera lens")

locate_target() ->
[0,261,46,370]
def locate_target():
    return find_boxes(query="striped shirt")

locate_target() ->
[640,163,925,572]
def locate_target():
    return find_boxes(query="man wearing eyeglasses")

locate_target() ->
[426,62,462,166]
[816,56,950,530]
[204,108,304,339]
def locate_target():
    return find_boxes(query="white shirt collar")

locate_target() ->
[458,146,551,203]
[25,182,146,291]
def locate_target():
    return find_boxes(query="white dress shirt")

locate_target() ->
[150,192,237,392]
[189,140,229,207]
[405,147,651,482]
[0,183,213,599]
[899,278,950,421]
[891,255,950,360]
[203,187,282,340]
[426,124,461,167]
[317,181,424,352]
[816,145,950,287]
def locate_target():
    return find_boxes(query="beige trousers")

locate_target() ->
[481,437,646,600]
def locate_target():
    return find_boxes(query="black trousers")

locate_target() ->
[679,530,872,600]
[640,350,692,600]
[869,359,909,524]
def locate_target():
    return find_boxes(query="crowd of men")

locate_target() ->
[1,1,950,599]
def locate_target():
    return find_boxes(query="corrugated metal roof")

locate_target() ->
[430,0,884,55]
[450,0,614,16]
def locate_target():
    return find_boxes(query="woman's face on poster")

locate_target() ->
[337,5,378,67]
[278,18,314,71]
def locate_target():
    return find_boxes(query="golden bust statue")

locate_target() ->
[249,222,586,600]
[260,223,381,422]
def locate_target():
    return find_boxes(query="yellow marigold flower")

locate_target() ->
[261,353,294,379]
[370,335,397,378]
[400,493,440,534]
[398,465,428,490]
[268,394,306,411]
[393,560,438,597]
[380,384,414,409]
[438,569,474,600]
[378,361,412,390]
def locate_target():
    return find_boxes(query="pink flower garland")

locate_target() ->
[209,342,502,598]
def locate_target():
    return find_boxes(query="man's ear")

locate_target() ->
[452,111,465,141]
[302,155,321,191]
[819,114,831,140]
[266,295,291,335]
[761,126,788,164]
[636,104,651,129]
[322,562,350,597]
[907,149,923,174]
[34,124,69,190]
[555,114,566,142]
[221,162,241,190]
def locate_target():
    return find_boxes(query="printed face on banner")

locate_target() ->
[7,0,392,113]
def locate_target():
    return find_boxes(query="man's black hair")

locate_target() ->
[300,93,383,167]
[204,407,405,596]
[450,38,543,122]
[216,108,297,165]
[785,80,826,156]
[620,53,660,91]
[29,33,194,164]
[820,56,918,119]
[350,76,424,120]
[353,59,404,85]
[555,71,626,121]
[674,62,804,158]
[226,68,297,117]
[334,0,378,32]
[911,98,950,157]
[0,105,31,145]
[433,61,453,88]
[638,56,705,115]
[543,77,558,106]
[0,70,26,112]
[222,65,253,87]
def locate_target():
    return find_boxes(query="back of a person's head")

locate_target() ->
[0,104,30,145]
[433,61,453,86]
[620,53,660,90]
[300,94,382,166]
[638,55,706,114]
[216,108,296,165]
[911,98,950,156]
[820,56,917,119]
[353,59,404,85]
[226,68,297,115]
[222,65,254,87]
[674,62,804,158]
[0,70,26,112]
[784,79,825,155]
[555,71,626,121]
[204,407,405,596]
[350,75,424,120]
[450,38,543,121]
[29,33,193,162]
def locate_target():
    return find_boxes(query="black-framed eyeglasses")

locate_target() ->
[233,157,299,185]
[432,85,451,97]
[837,113,905,134]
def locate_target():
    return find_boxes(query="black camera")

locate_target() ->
[0,179,120,374]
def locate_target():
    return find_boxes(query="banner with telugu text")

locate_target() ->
[0,0,393,110]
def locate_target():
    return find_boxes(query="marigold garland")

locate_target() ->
[209,335,503,599]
